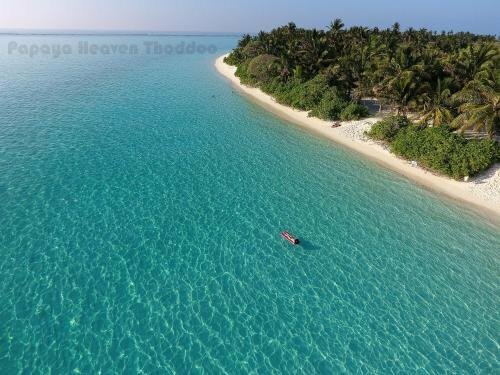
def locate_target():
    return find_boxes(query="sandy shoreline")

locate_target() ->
[215,54,500,223]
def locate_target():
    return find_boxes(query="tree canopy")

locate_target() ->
[225,20,499,136]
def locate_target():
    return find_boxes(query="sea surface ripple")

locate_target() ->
[0,36,499,374]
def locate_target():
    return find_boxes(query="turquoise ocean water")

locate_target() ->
[0,36,499,373]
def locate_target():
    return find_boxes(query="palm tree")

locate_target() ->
[374,70,421,114]
[237,34,252,49]
[326,19,345,57]
[343,35,385,99]
[328,19,344,34]
[297,29,331,77]
[372,44,425,113]
[418,77,454,126]
[446,42,499,85]
[451,72,500,137]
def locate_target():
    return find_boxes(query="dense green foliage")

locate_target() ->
[367,117,499,179]
[265,75,331,110]
[340,102,370,121]
[366,115,411,141]
[308,92,348,120]
[225,20,500,135]
[246,54,281,83]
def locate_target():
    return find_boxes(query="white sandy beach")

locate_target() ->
[215,54,500,222]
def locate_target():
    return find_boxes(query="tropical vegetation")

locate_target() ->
[225,20,499,136]
[367,116,499,179]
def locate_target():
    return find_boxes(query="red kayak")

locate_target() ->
[281,231,300,245]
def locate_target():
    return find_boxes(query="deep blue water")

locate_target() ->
[0,36,499,373]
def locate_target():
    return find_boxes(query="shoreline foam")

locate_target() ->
[215,54,500,224]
